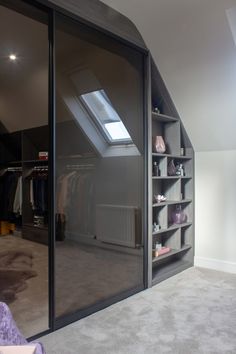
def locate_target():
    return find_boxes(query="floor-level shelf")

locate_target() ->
[152,259,193,286]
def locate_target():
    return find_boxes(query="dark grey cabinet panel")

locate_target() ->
[41,0,147,49]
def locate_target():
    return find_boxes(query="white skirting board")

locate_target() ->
[194,256,236,274]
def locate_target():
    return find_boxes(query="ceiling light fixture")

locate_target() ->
[9,54,17,61]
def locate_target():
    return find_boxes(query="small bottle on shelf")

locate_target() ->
[153,161,160,176]
[179,164,185,176]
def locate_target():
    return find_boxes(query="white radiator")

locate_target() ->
[95,204,141,248]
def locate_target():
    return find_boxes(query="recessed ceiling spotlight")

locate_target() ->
[9,54,17,61]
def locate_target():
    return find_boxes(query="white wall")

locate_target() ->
[195,150,236,273]
[101,0,236,152]
[99,0,236,274]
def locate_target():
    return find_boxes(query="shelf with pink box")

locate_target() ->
[152,244,192,264]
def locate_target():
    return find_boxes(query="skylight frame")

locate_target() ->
[80,90,133,145]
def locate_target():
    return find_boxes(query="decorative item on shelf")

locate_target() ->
[152,136,166,154]
[167,159,176,176]
[152,242,161,257]
[153,161,160,176]
[153,222,160,233]
[158,247,171,257]
[175,163,185,176]
[171,205,187,224]
[154,194,166,203]
[180,147,185,156]
[153,106,160,114]
[155,242,162,250]
[153,242,171,258]
[38,151,48,160]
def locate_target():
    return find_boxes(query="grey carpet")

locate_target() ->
[41,267,236,354]
[0,236,142,338]
[0,235,49,338]
[0,250,37,303]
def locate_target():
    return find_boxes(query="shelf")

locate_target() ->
[152,222,192,235]
[24,222,48,231]
[150,59,194,288]
[6,161,22,165]
[152,259,193,286]
[152,176,192,180]
[153,199,192,207]
[57,154,96,160]
[23,159,48,164]
[152,153,192,160]
[152,112,178,123]
[3,159,48,165]
[152,244,191,264]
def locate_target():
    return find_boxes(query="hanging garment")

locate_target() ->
[0,171,21,221]
[30,179,34,210]
[56,171,76,216]
[56,213,66,241]
[56,169,94,240]
[29,171,48,215]
[13,176,22,215]
[7,173,19,215]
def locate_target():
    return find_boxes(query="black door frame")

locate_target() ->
[0,0,149,339]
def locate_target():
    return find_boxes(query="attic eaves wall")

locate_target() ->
[39,0,147,50]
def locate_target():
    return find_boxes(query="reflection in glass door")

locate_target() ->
[55,14,145,321]
[0,2,49,337]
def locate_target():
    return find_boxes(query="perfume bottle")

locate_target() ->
[153,161,160,176]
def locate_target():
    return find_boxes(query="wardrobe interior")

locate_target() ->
[0,2,145,338]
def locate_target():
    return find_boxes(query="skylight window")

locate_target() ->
[80,90,132,144]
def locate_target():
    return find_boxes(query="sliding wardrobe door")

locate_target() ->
[54,13,145,323]
[0,1,49,337]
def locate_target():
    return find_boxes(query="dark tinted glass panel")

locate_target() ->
[0,2,49,337]
[55,14,144,318]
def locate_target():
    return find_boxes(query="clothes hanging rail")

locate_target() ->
[66,164,95,170]
[0,166,22,177]
[33,166,48,171]
[24,166,48,178]
[7,167,22,171]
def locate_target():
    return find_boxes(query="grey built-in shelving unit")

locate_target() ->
[147,58,194,287]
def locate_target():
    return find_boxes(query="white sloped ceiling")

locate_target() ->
[101,0,236,152]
